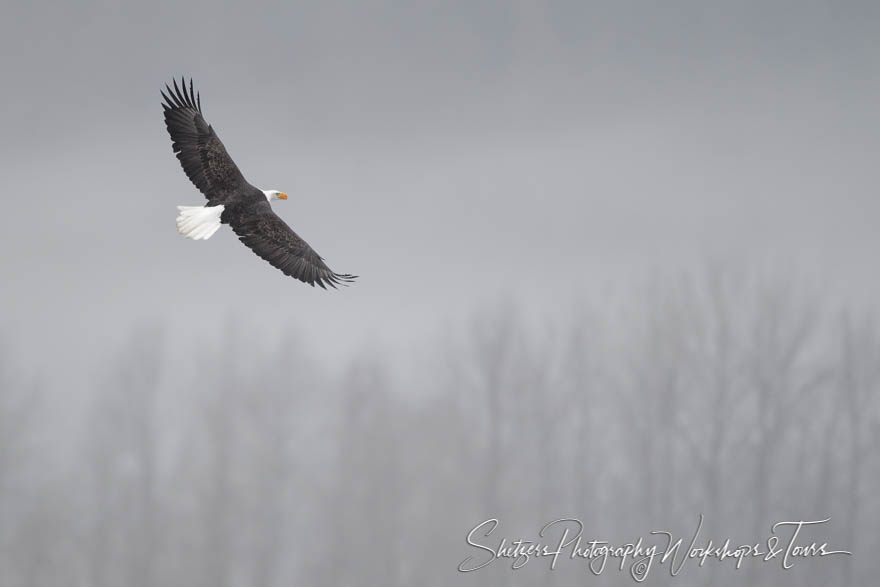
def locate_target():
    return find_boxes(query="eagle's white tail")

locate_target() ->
[176,205,225,240]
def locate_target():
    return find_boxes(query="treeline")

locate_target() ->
[0,267,876,587]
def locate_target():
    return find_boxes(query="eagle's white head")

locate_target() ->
[262,189,288,201]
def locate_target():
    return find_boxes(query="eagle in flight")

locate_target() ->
[162,78,356,288]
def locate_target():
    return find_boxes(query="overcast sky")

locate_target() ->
[1,0,878,381]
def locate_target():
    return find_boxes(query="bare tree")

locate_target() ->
[82,324,165,587]
[836,312,880,586]
[0,338,45,587]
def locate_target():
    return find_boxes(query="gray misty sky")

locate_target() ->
[1,1,879,380]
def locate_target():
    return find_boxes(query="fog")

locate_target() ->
[0,1,878,585]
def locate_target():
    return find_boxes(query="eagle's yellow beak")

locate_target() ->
[279,192,288,200]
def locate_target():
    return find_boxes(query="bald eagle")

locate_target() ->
[162,78,356,288]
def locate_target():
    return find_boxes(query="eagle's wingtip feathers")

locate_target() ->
[162,78,201,112]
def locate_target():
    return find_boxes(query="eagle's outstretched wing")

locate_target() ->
[228,203,357,288]
[162,78,248,203]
